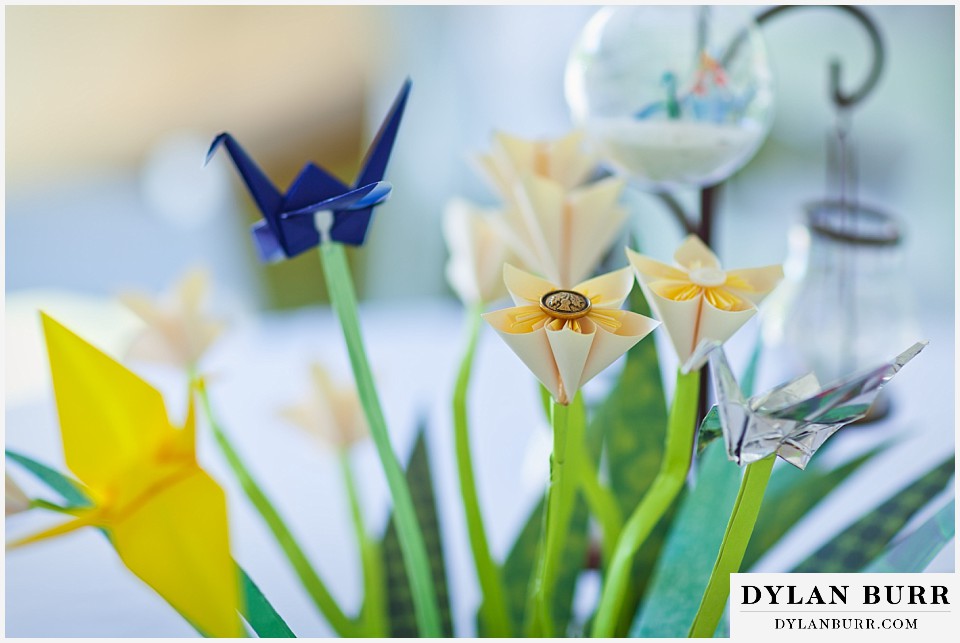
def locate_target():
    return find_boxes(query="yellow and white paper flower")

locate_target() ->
[626,235,783,364]
[120,268,225,370]
[5,474,30,516]
[483,265,659,404]
[476,130,597,199]
[442,198,511,305]
[280,362,369,451]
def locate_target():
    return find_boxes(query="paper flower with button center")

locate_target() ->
[626,235,783,364]
[476,130,597,200]
[120,267,225,371]
[7,314,243,638]
[280,362,369,451]
[483,265,659,405]
[5,474,30,517]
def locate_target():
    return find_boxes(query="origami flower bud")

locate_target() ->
[442,198,511,305]
[281,362,369,451]
[502,175,628,288]
[8,314,243,638]
[477,130,597,201]
[120,268,225,371]
[483,265,659,405]
[627,235,783,364]
[5,474,30,516]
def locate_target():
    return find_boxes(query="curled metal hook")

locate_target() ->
[756,4,885,109]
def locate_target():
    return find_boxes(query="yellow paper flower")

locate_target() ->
[500,174,628,288]
[5,474,30,516]
[281,362,369,450]
[442,198,511,305]
[483,265,659,404]
[476,130,597,199]
[120,267,225,370]
[8,314,242,638]
[626,235,783,364]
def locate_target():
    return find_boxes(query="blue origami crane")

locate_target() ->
[207,79,411,262]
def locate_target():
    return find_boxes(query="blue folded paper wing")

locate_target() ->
[207,78,411,261]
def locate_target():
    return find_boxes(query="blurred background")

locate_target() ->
[5,4,955,637]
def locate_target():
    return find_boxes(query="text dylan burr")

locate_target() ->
[742,585,949,606]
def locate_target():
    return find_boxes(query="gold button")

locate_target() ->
[540,290,592,320]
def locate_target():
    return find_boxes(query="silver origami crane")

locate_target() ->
[687,340,928,470]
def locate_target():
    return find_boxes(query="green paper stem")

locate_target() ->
[339,450,387,636]
[452,303,512,637]
[569,394,622,566]
[318,241,442,638]
[238,567,297,638]
[196,382,357,637]
[591,367,700,638]
[688,454,775,638]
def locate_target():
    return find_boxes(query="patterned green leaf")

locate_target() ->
[792,456,955,573]
[380,427,454,636]
[742,444,886,570]
[629,441,741,637]
[864,499,954,573]
[6,449,295,638]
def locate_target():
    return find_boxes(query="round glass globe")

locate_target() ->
[565,5,774,189]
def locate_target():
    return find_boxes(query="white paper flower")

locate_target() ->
[627,235,783,363]
[280,362,368,450]
[476,130,597,200]
[5,474,30,516]
[442,198,511,305]
[483,264,659,404]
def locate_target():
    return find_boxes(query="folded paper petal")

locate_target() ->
[566,178,628,287]
[580,310,660,386]
[503,263,558,307]
[576,266,635,309]
[547,323,596,403]
[478,130,595,200]
[483,310,562,401]
[442,199,510,305]
[674,235,720,270]
[280,362,368,450]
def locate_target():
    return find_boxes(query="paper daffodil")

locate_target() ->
[627,235,783,364]
[697,340,926,469]
[120,268,225,371]
[477,130,597,199]
[281,362,369,451]
[483,265,659,405]
[442,198,511,305]
[501,175,629,288]
[5,474,30,516]
[9,314,242,638]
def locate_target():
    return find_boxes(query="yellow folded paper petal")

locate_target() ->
[120,267,225,370]
[5,474,31,516]
[442,198,511,305]
[27,313,242,638]
[627,236,784,363]
[484,265,659,404]
[281,362,368,450]
[477,130,596,201]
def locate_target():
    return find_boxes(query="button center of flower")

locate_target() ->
[540,290,592,320]
[689,267,727,288]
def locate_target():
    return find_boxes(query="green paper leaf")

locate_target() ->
[239,567,297,637]
[380,426,454,637]
[792,455,955,573]
[630,440,742,637]
[864,499,955,573]
[6,449,295,638]
[742,443,887,570]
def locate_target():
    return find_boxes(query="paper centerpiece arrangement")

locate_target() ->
[483,264,659,405]
[208,79,411,262]
[694,339,928,469]
[10,314,242,637]
[627,235,783,363]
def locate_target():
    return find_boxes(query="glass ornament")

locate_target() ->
[565,5,775,189]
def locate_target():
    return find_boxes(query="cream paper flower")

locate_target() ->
[476,130,597,199]
[500,174,628,288]
[442,198,511,305]
[280,362,369,450]
[483,265,659,405]
[626,235,783,364]
[120,268,225,370]
[5,474,30,516]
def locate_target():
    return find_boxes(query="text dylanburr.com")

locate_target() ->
[730,574,957,640]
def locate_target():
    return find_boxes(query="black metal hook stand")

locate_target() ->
[655,4,887,424]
